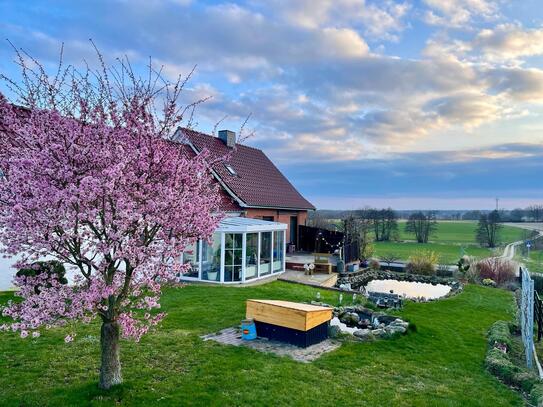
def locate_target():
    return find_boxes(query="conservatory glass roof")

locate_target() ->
[216,217,287,233]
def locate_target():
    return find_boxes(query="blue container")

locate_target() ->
[241,318,257,341]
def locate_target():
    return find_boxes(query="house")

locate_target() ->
[180,128,315,248]
[177,127,315,284]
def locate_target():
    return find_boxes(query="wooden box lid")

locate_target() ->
[246,299,333,332]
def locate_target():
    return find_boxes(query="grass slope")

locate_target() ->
[0,282,521,406]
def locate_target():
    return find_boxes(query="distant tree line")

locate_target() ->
[308,204,543,223]
[463,205,543,222]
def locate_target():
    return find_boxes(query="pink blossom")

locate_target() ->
[0,48,225,386]
[32,331,40,338]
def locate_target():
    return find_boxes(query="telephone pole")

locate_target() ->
[496,198,499,211]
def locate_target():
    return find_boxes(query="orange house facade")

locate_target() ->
[181,128,314,249]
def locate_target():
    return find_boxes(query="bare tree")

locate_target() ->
[405,211,437,243]
[341,210,374,260]
[476,210,502,248]
[307,211,331,229]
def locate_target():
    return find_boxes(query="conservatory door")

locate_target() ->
[260,232,272,276]
[224,233,242,282]
[273,231,284,273]
[245,233,258,280]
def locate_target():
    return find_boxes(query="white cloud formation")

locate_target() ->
[472,23,543,61]
[422,0,499,28]
[2,0,543,163]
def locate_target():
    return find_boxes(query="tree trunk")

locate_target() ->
[99,321,122,389]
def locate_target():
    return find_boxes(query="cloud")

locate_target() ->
[2,0,543,168]
[485,67,543,102]
[262,0,411,41]
[472,23,543,61]
[422,0,500,28]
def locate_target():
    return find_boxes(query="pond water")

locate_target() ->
[365,279,451,300]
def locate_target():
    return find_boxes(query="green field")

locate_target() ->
[374,241,496,264]
[397,220,525,245]
[0,282,522,406]
[374,221,524,264]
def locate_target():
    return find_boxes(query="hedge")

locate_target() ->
[485,320,541,403]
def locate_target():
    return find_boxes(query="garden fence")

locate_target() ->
[520,266,535,368]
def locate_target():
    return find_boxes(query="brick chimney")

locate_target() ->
[218,130,236,148]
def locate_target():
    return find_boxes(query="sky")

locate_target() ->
[1,0,542,210]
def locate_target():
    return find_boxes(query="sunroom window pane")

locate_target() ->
[273,231,284,273]
[202,233,221,281]
[245,233,258,280]
[260,232,272,276]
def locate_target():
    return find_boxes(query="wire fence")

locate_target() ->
[520,266,535,368]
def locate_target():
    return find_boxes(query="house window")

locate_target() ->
[224,164,238,176]
[262,216,274,222]
[224,233,242,282]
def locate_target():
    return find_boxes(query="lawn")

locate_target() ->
[373,241,495,264]
[0,282,522,406]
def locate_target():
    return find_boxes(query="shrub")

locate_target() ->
[482,278,496,287]
[405,250,439,276]
[487,320,512,350]
[484,348,519,384]
[477,258,516,286]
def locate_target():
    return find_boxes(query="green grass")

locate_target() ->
[373,221,525,264]
[520,248,543,274]
[374,241,496,264]
[0,282,522,406]
[397,220,525,245]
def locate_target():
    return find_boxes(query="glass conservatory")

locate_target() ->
[180,217,287,284]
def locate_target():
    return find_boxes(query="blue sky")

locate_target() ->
[1,0,542,210]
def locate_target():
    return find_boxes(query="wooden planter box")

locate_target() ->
[246,299,333,347]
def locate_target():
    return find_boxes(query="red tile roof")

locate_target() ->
[181,128,315,211]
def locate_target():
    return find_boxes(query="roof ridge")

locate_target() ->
[178,127,263,153]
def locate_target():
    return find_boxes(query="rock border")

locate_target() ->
[337,269,463,301]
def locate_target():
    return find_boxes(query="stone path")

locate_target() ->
[201,327,341,363]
